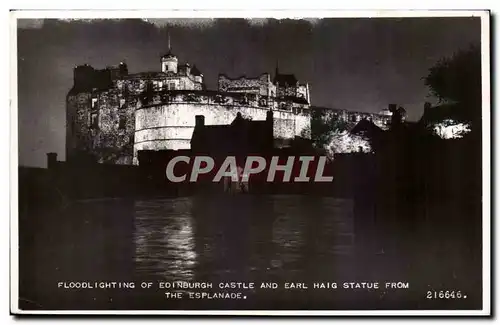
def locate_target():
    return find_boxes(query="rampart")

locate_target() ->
[133,90,311,164]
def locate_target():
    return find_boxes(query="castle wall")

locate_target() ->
[67,88,136,164]
[91,89,136,164]
[68,86,311,166]
[218,74,275,96]
[312,107,392,131]
[276,85,297,98]
[134,101,311,164]
[114,75,202,95]
[66,92,93,160]
[295,113,312,138]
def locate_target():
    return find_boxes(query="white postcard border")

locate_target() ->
[9,9,491,316]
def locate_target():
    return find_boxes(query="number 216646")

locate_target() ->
[426,290,467,299]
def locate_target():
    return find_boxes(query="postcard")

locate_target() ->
[10,10,491,316]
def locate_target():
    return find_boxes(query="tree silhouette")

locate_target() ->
[424,44,481,124]
[310,108,349,149]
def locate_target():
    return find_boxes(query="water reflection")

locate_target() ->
[133,195,355,283]
[19,194,481,309]
[271,196,305,270]
[134,197,197,281]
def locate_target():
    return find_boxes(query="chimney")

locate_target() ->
[388,103,397,113]
[47,152,57,169]
[195,115,205,127]
[266,110,274,122]
[266,110,274,137]
[119,62,128,76]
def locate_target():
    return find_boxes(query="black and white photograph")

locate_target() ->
[10,10,490,315]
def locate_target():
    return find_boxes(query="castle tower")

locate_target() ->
[161,51,178,74]
[161,33,178,73]
[191,65,203,84]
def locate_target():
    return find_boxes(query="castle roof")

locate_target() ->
[191,113,273,155]
[127,71,170,79]
[350,119,383,137]
[161,50,177,59]
[191,65,202,76]
[275,73,298,86]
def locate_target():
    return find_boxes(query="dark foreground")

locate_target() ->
[18,192,482,311]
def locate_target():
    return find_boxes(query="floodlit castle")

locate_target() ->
[66,46,312,165]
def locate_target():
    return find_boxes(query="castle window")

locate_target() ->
[118,115,126,129]
[90,113,99,129]
[239,95,249,105]
[169,82,176,90]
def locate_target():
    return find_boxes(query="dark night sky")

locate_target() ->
[17,17,480,167]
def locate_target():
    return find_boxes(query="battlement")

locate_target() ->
[72,62,128,92]
[137,89,311,116]
[218,73,273,96]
